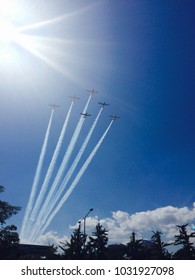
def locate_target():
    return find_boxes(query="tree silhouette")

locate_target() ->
[149,230,172,259]
[0,186,21,225]
[86,222,108,259]
[46,243,62,259]
[173,224,195,259]
[126,231,146,259]
[0,185,21,259]
[60,224,86,259]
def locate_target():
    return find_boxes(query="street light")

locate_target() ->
[84,208,93,236]
[79,208,93,236]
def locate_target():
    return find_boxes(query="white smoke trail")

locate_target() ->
[46,107,103,217]
[31,108,103,241]
[28,101,74,225]
[20,109,54,240]
[32,120,113,241]
[29,96,92,242]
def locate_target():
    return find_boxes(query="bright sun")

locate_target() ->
[0,19,18,43]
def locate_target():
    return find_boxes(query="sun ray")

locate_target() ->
[15,33,73,79]
[17,4,93,33]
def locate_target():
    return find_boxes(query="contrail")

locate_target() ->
[20,109,55,240]
[32,120,113,241]
[29,95,92,241]
[46,107,103,218]
[28,101,74,225]
[30,107,103,242]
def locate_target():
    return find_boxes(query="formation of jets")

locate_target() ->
[49,93,119,120]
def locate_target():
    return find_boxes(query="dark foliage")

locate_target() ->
[0,186,21,225]
[0,185,21,259]
[148,231,172,259]
[59,224,86,259]
[86,222,108,259]
[173,224,195,259]
[125,231,146,259]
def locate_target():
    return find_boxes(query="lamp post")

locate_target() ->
[79,208,93,236]
[83,208,93,236]
[77,208,93,253]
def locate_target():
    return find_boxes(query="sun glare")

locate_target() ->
[0,20,18,43]
[0,1,105,87]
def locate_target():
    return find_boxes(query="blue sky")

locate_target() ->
[1,0,195,245]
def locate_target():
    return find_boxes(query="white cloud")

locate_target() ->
[37,230,68,248]
[41,203,195,247]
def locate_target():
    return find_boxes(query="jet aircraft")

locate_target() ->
[48,104,60,109]
[69,95,80,101]
[110,115,119,120]
[99,102,109,107]
[80,112,91,118]
[87,88,98,95]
